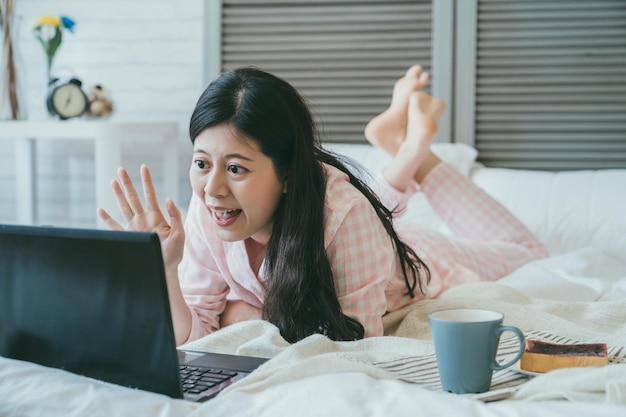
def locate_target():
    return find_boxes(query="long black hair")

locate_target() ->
[189,67,430,343]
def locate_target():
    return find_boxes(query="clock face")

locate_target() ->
[51,84,87,119]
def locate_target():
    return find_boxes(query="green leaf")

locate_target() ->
[47,27,63,59]
[33,33,48,52]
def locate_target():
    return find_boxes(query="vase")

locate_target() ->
[0,13,27,120]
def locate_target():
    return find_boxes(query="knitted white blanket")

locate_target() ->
[183,282,626,404]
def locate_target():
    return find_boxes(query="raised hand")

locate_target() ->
[98,164,185,273]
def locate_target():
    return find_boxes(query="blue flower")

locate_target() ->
[60,16,76,33]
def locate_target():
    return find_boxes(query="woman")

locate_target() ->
[98,65,547,345]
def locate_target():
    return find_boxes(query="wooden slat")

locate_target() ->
[474,0,626,170]
[221,0,432,143]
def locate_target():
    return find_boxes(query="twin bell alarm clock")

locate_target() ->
[46,77,89,120]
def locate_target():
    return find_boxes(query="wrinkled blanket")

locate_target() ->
[3,247,626,416]
[182,282,626,404]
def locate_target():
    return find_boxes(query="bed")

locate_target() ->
[1,143,625,417]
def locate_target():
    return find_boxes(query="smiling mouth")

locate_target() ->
[211,208,242,227]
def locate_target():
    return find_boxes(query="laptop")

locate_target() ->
[0,224,267,402]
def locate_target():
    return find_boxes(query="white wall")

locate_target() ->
[1,0,206,227]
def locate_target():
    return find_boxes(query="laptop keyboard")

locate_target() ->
[179,365,239,395]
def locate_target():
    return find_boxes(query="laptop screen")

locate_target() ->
[0,225,183,398]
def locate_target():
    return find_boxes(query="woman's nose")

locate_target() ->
[205,169,228,197]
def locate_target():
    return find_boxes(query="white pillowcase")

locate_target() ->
[471,167,626,256]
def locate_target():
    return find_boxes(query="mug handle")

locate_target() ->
[492,326,526,371]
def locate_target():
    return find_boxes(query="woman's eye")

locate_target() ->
[228,165,243,174]
[194,160,207,169]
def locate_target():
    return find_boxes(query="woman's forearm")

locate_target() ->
[165,266,193,346]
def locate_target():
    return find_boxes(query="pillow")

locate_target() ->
[471,166,626,256]
[324,143,478,177]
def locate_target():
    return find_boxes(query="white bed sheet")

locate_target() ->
[499,248,626,302]
[2,361,625,417]
[1,144,625,417]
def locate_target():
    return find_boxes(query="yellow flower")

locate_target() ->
[33,15,77,80]
[37,16,61,27]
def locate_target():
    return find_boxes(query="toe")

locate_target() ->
[417,71,430,87]
[405,64,423,78]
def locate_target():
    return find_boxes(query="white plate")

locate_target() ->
[511,360,543,377]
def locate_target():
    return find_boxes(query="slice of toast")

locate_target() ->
[519,340,608,373]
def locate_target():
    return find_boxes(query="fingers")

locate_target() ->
[166,198,183,227]
[97,208,124,231]
[140,164,161,212]
[111,178,135,221]
[109,165,171,227]
[117,167,145,217]
[112,165,157,222]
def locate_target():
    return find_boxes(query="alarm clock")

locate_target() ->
[46,78,89,120]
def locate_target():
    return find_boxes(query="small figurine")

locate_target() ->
[86,84,114,117]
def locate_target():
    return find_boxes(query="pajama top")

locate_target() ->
[178,162,548,342]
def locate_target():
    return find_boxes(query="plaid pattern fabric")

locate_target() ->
[383,163,548,313]
[179,163,548,342]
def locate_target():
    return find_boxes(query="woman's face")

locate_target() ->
[189,123,286,245]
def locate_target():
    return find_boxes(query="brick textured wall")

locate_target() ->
[1,0,205,227]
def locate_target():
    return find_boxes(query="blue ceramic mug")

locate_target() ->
[429,308,525,394]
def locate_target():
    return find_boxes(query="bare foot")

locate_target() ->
[380,92,446,190]
[402,92,446,155]
[365,65,430,156]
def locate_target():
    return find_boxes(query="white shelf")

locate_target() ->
[0,120,180,227]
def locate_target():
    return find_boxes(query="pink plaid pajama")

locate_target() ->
[179,162,548,342]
